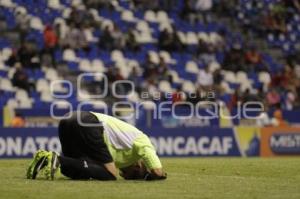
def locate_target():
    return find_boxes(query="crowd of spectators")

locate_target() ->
[1,0,300,113]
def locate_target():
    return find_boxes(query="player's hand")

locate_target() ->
[144,169,167,181]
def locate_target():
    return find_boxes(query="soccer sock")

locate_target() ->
[58,156,116,181]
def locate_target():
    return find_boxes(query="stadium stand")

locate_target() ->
[0,0,299,127]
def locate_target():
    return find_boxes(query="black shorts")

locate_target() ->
[58,111,113,164]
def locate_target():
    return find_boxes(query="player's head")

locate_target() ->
[119,161,148,180]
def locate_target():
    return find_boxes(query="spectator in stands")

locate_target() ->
[292,0,300,11]
[141,78,159,100]
[132,0,143,10]
[273,105,288,127]
[173,29,184,52]
[114,68,124,81]
[294,63,300,79]
[244,46,261,64]
[214,0,238,17]
[293,65,300,104]
[42,25,57,67]
[213,30,226,52]
[11,113,25,128]
[142,54,158,80]
[284,65,297,90]
[99,25,113,50]
[158,28,174,52]
[106,67,115,84]
[104,66,126,98]
[286,51,300,71]
[68,6,88,26]
[242,88,261,104]
[53,23,63,45]
[128,66,140,85]
[99,23,124,50]
[196,38,207,56]
[186,89,202,104]
[157,56,170,81]
[271,71,286,89]
[132,0,159,10]
[263,12,286,35]
[195,0,213,24]
[284,89,296,110]
[110,23,125,50]
[161,0,177,11]
[180,0,196,24]
[44,25,58,49]
[213,69,223,93]
[158,28,183,52]
[12,63,31,93]
[128,66,141,93]
[229,88,242,110]
[85,0,113,10]
[271,1,287,18]
[197,40,217,65]
[125,28,140,52]
[266,88,281,108]
[5,49,18,67]
[82,23,96,43]
[113,67,127,95]
[15,10,30,42]
[17,42,40,69]
[257,86,266,104]
[197,66,213,90]
[223,44,245,71]
[77,24,91,53]
[106,66,124,83]
[63,23,89,51]
[295,79,300,108]
[271,66,293,89]
[172,86,184,103]
[244,46,267,72]
[256,110,272,127]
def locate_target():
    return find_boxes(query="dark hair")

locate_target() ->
[120,162,148,180]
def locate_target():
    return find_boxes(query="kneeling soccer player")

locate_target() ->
[26,111,167,181]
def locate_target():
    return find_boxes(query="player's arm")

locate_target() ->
[104,162,118,178]
[133,134,167,180]
[141,146,167,181]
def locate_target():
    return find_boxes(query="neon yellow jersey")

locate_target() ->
[90,112,162,170]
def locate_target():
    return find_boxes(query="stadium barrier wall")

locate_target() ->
[0,127,299,158]
[6,108,300,128]
[260,127,300,157]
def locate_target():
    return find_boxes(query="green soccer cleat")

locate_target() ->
[26,150,49,179]
[43,151,61,180]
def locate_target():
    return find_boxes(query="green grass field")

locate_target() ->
[1,158,300,199]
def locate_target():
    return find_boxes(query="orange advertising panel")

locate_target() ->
[260,127,300,157]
